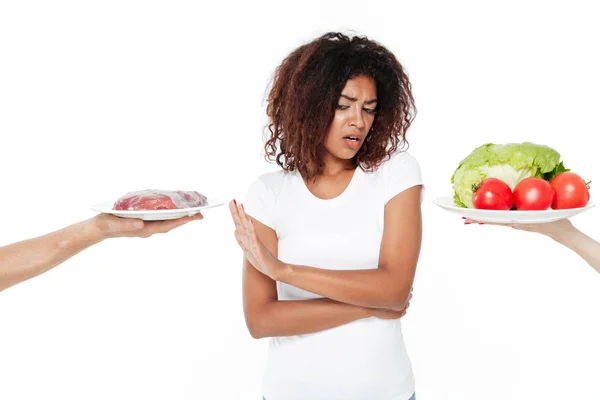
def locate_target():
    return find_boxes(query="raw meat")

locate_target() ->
[113,189,208,211]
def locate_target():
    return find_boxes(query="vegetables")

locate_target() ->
[453,142,591,210]
[451,142,568,208]
[472,178,513,210]
[513,178,554,210]
[550,172,591,209]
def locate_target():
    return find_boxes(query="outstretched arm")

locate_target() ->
[467,218,600,274]
[558,227,600,273]
[0,213,203,292]
[517,219,600,274]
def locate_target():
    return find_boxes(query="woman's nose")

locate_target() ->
[350,106,365,128]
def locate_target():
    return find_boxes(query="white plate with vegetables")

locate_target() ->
[437,142,594,223]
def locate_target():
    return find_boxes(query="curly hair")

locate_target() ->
[264,32,416,180]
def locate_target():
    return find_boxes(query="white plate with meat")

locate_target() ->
[91,189,224,221]
[434,196,595,224]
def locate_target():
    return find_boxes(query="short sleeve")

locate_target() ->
[243,175,277,230]
[384,151,426,205]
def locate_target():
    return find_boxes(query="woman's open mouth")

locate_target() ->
[343,136,362,148]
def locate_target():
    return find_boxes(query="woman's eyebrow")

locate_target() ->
[340,94,378,104]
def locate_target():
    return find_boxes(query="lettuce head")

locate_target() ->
[451,142,569,208]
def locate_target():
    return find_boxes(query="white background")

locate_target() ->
[1,0,599,399]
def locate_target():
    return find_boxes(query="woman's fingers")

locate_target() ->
[236,203,253,232]
[463,217,526,230]
[230,200,251,236]
[463,217,486,225]
[234,230,247,251]
[236,203,260,251]
[230,201,265,270]
[229,200,243,229]
[230,200,254,256]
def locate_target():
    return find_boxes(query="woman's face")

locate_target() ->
[323,75,377,163]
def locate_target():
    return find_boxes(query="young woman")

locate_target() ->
[230,32,424,400]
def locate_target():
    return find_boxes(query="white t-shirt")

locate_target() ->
[243,150,425,400]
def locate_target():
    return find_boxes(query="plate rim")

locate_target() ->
[433,195,595,214]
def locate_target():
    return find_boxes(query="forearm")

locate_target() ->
[0,218,104,292]
[553,229,600,274]
[276,265,412,311]
[248,297,370,338]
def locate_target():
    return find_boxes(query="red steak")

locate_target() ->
[113,190,208,211]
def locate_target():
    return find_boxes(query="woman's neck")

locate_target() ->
[321,153,355,177]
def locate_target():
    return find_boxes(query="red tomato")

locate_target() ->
[513,177,554,210]
[472,178,513,210]
[550,172,590,209]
